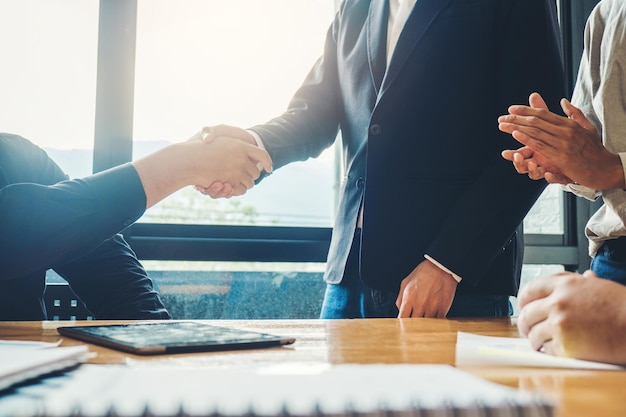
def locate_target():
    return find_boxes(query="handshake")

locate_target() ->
[192,125,271,199]
[132,125,272,209]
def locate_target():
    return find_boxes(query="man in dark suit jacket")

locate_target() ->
[202,0,566,318]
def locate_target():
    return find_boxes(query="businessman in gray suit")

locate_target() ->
[201,0,566,319]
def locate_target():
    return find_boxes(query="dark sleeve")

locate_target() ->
[54,234,170,320]
[249,7,343,169]
[0,136,147,279]
[425,0,567,284]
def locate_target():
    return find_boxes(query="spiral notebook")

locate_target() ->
[0,364,554,417]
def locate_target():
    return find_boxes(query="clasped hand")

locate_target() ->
[499,92,624,190]
[191,125,272,198]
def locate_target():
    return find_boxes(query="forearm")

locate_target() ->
[427,157,546,285]
[132,142,195,208]
[0,164,146,278]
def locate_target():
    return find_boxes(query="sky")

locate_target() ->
[0,0,335,150]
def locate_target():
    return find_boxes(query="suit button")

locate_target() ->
[369,124,382,136]
[356,177,365,189]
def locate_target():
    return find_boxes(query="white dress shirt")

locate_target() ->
[563,0,626,257]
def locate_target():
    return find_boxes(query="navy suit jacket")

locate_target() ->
[0,133,170,320]
[252,0,566,295]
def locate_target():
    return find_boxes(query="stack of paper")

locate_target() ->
[455,332,623,370]
[0,363,554,417]
[0,340,91,391]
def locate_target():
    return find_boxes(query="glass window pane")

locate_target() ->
[523,184,564,235]
[134,0,338,227]
[142,261,326,319]
[511,264,566,316]
[0,0,99,178]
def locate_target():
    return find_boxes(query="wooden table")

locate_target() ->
[1,318,624,417]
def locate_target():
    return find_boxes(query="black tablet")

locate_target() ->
[57,321,296,355]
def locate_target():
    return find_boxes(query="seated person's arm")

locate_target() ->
[55,234,171,320]
[518,271,626,365]
[0,133,271,279]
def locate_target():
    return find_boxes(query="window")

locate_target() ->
[0,0,99,178]
[2,0,593,320]
[128,0,337,318]
[133,0,338,227]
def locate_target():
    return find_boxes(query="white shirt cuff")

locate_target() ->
[247,130,266,150]
[246,130,268,172]
[424,255,462,283]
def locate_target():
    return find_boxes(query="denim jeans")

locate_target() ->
[319,230,513,319]
[591,237,626,286]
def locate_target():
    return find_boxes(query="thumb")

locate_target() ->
[528,92,548,110]
[561,99,597,132]
[200,126,215,143]
[582,269,599,279]
[249,146,273,173]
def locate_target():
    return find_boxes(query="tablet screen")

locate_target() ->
[57,322,295,355]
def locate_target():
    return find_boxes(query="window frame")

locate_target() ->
[95,0,596,272]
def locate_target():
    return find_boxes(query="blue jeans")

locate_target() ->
[591,237,626,286]
[319,230,513,319]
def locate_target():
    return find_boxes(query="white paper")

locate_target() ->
[455,331,623,370]
[0,341,92,391]
[0,364,553,417]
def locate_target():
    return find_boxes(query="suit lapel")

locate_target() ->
[379,0,454,97]
[367,0,389,95]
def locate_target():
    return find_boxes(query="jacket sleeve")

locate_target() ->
[249,5,346,170]
[0,137,147,280]
[425,0,567,285]
[54,234,170,319]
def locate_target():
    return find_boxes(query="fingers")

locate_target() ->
[525,316,553,352]
[396,281,408,316]
[544,171,572,185]
[528,92,548,110]
[501,149,516,161]
[202,124,257,145]
[582,269,598,278]
[517,296,548,339]
[499,105,569,146]
[502,146,534,162]
[196,182,234,199]
[517,273,565,309]
[511,151,549,180]
[247,146,273,174]
[194,132,272,198]
[239,174,255,191]
[560,99,597,131]
[397,301,413,318]
[200,128,214,143]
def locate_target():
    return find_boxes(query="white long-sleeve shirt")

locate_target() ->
[566,0,626,257]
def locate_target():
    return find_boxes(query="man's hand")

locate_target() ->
[499,92,624,190]
[501,146,573,184]
[500,92,571,184]
[517,270,626,365]
[395,259,458,318]
[195,125,267,198]
[133,134,271,208]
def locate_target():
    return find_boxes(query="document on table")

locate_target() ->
[0,340,91,391]
[455,331,623,370]
[0,364,555,417]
